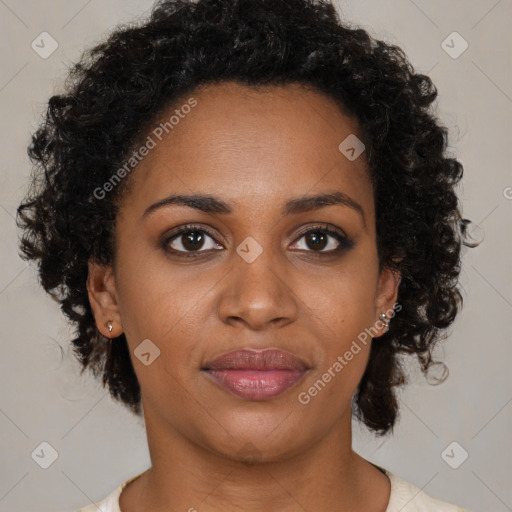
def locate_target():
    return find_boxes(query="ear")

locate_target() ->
[86,259,123,338]
[373,265,401,338]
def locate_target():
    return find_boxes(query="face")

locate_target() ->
[88,81,400,462]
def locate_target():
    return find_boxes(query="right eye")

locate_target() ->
[161,225,224,257]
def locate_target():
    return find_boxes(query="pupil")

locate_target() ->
[183,231,204,251]
[307,232,326,251]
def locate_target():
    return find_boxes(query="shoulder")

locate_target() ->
[74,467,471,512]
[385,470,471,512]
[74,470,148,512]
[74,483,122,512]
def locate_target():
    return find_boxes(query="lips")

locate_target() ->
[203,349,308,371]
[202,349,309,400]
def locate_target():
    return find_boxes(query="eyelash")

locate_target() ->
[161,223,354,259]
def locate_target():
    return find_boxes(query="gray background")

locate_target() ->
[0,1,511,511]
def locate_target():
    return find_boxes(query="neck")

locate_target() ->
[121,410,391,512]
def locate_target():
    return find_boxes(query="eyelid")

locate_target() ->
[292,223,349,241]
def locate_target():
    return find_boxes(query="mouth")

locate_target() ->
[201,348,310,401]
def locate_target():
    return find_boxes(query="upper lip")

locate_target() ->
[202,348,308,371]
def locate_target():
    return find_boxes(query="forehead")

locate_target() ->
[120,81,374,222]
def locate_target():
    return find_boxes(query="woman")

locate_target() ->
[16,0,475,510]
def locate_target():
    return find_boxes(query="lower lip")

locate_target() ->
[203,369,306,400]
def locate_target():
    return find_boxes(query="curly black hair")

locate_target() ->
[16,0,477,435]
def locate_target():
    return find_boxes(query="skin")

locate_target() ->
[87,81,401,512]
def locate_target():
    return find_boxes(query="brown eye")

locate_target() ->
[181,231,206,251]
[304,231,329,251]
[162,226,223,256]
[290,225,354,255]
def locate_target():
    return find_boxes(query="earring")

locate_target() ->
[379,313,389,332]
[106,320,113,338]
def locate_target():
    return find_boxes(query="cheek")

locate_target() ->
[304,258,379,344]
[295,269,377,414]
[114,244,220,387]
[298,252,378,393]
[114,255,210,408]
[114,235,204,338]
[310,282,374,388]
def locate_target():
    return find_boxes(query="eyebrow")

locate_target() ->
[143,191,366,225]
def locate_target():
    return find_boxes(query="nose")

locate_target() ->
[217,246,299,331]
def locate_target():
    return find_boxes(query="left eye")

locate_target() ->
[290,227,349,253]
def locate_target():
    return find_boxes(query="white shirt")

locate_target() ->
[76,468,470,512]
